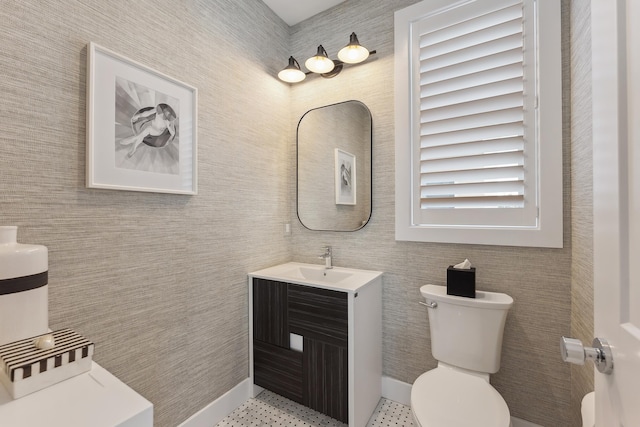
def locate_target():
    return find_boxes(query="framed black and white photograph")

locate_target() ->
[335,149,356,205]
[86,42,197,194]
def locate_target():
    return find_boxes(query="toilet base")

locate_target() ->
[581,392,595,427]
[410,366,511,427]
[412,412,512,427]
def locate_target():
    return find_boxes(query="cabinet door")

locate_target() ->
[303,337,348,423]
[253,278,289,348]
[288,284,348,348]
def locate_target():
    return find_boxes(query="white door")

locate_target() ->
[592,0,640,425]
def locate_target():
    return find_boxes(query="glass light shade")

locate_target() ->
[278,56,306,83]
[305,45,335,74]
[337,32,370,64]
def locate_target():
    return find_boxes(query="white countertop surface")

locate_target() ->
[0,361,153,427]
[249,262,383,293]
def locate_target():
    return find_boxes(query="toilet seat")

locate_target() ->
[411,366,511,427]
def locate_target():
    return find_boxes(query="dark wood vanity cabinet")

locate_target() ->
[252,278,349,422]
[249,265,382,427]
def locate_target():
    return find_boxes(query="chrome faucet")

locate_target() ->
[319,246,332,269]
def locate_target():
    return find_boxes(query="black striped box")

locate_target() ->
[0,328,94,399]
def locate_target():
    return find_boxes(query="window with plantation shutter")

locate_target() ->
[394,0,563,247]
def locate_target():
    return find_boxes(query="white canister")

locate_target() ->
[0,226,48,346]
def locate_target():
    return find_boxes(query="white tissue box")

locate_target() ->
[0,328,94,399]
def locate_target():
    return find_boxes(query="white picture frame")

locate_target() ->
[335,149,356,205]
[86,42,198,195]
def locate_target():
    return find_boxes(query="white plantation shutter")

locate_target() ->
[395,0,562,246]
[413,0,536,226]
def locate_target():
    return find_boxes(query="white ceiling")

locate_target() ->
[262,0,347,26]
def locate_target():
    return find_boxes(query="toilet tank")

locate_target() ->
[420,284,513,374]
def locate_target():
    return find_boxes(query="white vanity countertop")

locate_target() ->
[249,262,383,293]
[0,361,153,427]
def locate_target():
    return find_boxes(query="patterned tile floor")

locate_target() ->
[216,390,414,427]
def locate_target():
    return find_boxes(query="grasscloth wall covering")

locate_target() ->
[0,1,292,426]
[289,1,588,425]
[569,2,595,426]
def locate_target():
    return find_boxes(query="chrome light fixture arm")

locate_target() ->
[311,50,377,79]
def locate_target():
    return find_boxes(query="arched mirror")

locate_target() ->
[297,100,372,231]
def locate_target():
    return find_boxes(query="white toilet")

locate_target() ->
[411,284,514,427]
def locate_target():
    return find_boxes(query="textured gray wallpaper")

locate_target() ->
[289,1,585,425]
[0,1,292,426]
[569,2,595,426]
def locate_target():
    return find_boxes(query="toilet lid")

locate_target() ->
[411,367,511,427]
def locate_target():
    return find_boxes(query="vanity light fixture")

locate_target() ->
[278,33,376,84]
[337,32,370,64]
[278,56,306,83]
[305,45,335,74]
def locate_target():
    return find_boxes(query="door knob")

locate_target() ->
[560,336,614,375]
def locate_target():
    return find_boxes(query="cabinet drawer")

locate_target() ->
[253,339,303,404]
[288,284,348,347]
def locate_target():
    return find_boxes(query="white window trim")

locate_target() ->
[394,0,563,248]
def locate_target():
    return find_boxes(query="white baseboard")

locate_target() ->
[381,376,542,427]
[381,375,411,405]
[177,378,251,427]
[179,376,543,427]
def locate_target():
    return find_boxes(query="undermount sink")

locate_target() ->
[249,262,382,293]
